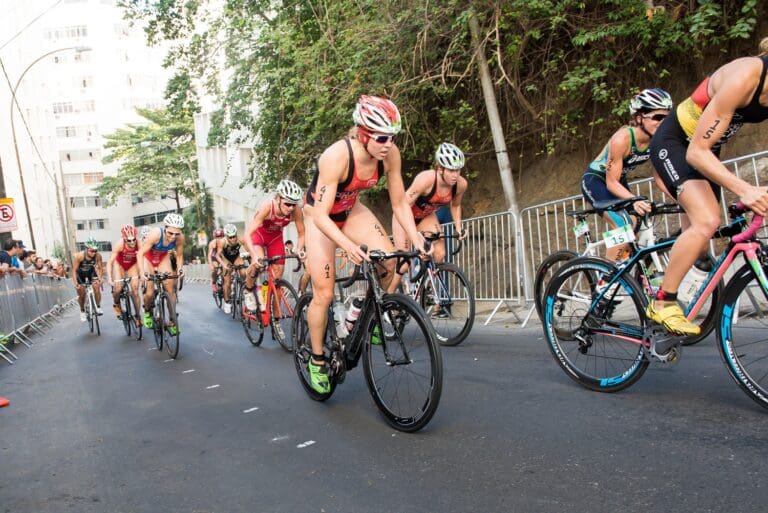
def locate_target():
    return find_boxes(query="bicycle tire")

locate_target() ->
[153,296,164,351]
[163,294,180,359]
[91,293,100,336]
[419,263,475,346]
[232,280,244,321]
[534,249,579,321]
[242,288,265,346]
[230,280,238,320]
[292,293,336,401]
[363,293,442,432]
[87,291,95,334]
[214,277,223,309]
[271,278,299,353]
[543,256,649,392]
[121,293,132,336]
[717,262,768,410]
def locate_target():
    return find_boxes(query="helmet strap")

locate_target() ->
[637,117,653,139]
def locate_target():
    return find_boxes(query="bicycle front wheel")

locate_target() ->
[717,263,768,410]
[420,263,475,346]
[120,293,132,336]
[543,257,649,392]
[534,249,579,321]
[271,278,299,353]
[153,298,164,351]
[213,279,223,309]
[363,293,442,432]
[163,295,180,359]
[292,293,336,401]
[87,293,95,334]
[242,287,265,346]
[91,293,100,336]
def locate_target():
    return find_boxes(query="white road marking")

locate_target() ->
[163,359,174,363]
[243,407,260,413]
[271,436,289,442]
[182,369,195,374]
[297,440,316,448]
[206,384,220,390]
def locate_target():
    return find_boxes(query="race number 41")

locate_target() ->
[602,225,635,248]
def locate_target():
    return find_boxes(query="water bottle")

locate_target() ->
[345,297,364,332]
[259,283,268,312]
[333,301,349,338]
[677,259,710,305]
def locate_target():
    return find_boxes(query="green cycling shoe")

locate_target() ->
[143,312,153,329]
[307,359,331,394]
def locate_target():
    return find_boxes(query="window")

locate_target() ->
[83,172,104,184]
[63,174,84,187]
[134,210,175,227]
[76,221,86,230]
[44,25,87,40]
[56,125,97,138]
[69,196,102,208]
[53,102,73,114]
[75,76,94,88]
[60,149,101,162]
[74,219,107,230]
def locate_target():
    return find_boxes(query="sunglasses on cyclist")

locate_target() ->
[282,201,297,208]
[125,238,136,243]
[642,113,667,122]
[371,134,395,144]
[166,230,181,237]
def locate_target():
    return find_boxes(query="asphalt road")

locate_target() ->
[2,283,768,513]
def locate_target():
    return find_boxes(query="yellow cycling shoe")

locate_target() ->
[645,301,701,336]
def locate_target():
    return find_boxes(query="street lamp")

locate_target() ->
[9,45,92,250]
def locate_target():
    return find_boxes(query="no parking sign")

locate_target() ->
[0,198,17,231]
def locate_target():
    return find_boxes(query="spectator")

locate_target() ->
[30,257,50,275]
[0,239,25,277]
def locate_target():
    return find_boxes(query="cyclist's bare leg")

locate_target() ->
[601,212,635,262]
[143,265,157,312]
[210,260,220,288]
[222,263,233,303]
[273,264,285,280]
[126,265,142,324]
[93,281,102,306]
[658,180,720,295]
[299,268,311,294]
[77,283,86,311]
[417,215,444,262]
[343,203,396,288]
[305,216,338,359]
[112,262,126,306]
[245,245,266,290]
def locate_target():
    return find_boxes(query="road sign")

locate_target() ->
[0,198,18,231]
[197,231,208,247]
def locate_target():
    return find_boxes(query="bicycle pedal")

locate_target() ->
[644,327,684,363]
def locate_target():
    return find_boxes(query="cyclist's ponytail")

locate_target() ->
[759,37,768,56]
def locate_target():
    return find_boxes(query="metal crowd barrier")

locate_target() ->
[0,274,77,364]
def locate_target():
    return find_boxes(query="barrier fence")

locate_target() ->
[182,149,768,327]
[0,274,77,364]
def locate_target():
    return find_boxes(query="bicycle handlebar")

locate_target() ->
[421,231,463,256]
[732,202,765,243]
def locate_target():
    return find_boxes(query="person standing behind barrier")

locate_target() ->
[0,239,21,276]
[647,39,768,336]
[581,88,673,265]
[388,142,468,293]
[72,237,104,322]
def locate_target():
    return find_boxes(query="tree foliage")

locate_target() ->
[97,107,199,211]
[121,0,765,189]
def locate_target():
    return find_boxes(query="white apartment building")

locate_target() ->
[0,0,183,259]
[194,112,300,244]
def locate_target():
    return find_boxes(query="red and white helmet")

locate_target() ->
[121,224,137,241]
[213,228,224,238]
[352,95,402,135]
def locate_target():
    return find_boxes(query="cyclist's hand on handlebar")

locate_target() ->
[458,228,467,241]
[343,242,368,266]
[415,233,433,258]
[740,185,768,217]
[632,200,652,216]
[297,248,307,261]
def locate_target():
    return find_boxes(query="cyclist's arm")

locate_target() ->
[404,170,433,207]
[174,235,185,274]
[95,253,104,282]
[450,176,468,236]
[293,205,306,255]
[106,240,121,284]
[244,202,270,261]
[207,240,216,268]
[386,147,427,252]
[604,130,633,200]
[137,228,159,277]
[71,253,82,286]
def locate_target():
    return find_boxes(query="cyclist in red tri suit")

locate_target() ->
[388,142,468,293]
[302,95,430,394]
[208,227,224,293]
[106,224,142,323]
[137,213,186,331]
[243,179,306,312]
[647,38,768,335]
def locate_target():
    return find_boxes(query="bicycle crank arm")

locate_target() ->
[643,327,685,363]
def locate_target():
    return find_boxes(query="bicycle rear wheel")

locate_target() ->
[717,263,768,410]
[363,293,442,432]
[271,278,299,352]
[163,295,180,359]
[543,257,649,392]
[292,293,336,400]
[420,263,474,346]
[534,249,579,321]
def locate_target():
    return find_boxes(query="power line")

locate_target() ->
[0,1,62,53]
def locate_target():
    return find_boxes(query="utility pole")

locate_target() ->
[0,156,11,246]
[468,8,520,217]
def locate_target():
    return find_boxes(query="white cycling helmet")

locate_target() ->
[276,179,303,202]
[163,213,185,229]
[352,95,402,135]
[435,142,465,170]
[629,88,673,116]
[223,223,238,237]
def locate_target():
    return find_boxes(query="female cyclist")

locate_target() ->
[302,95,429,394]
[648,38,768,336]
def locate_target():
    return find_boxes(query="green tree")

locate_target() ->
[98,107,200,212]
[122,0,764,193]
